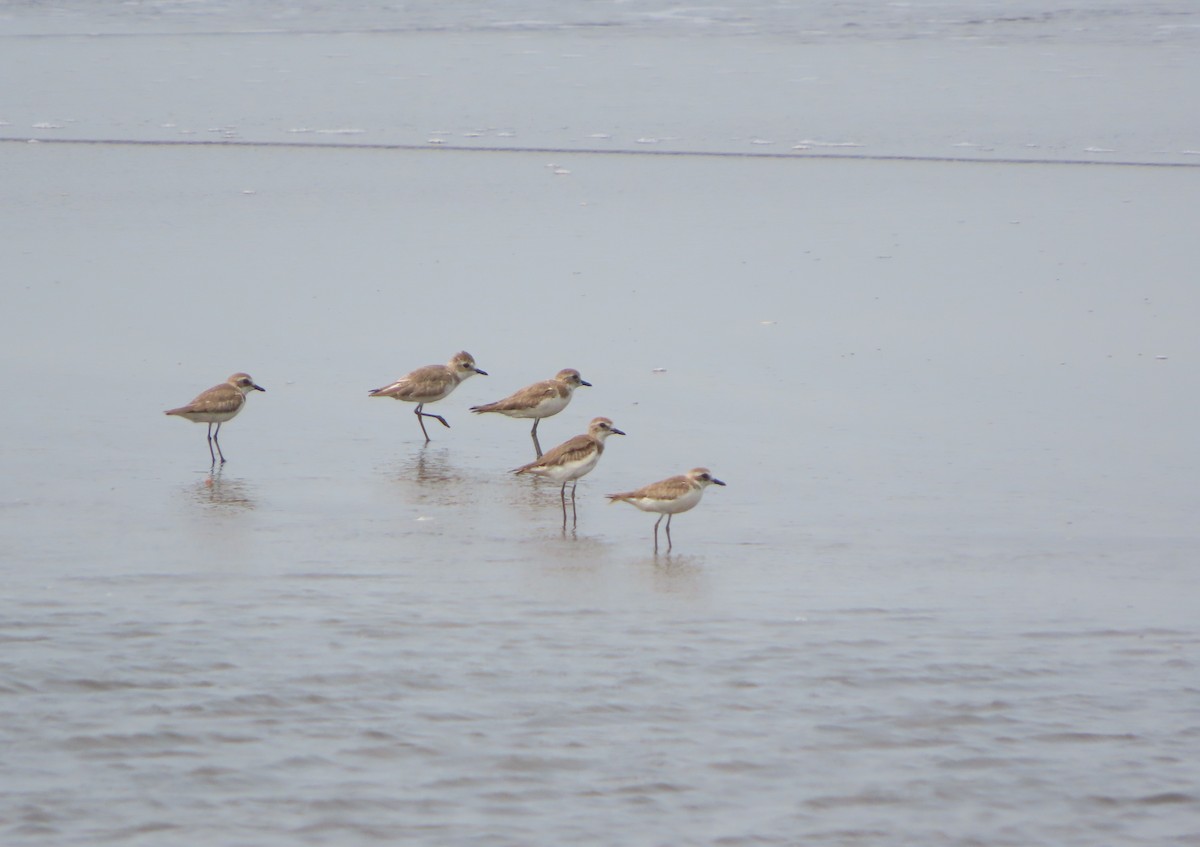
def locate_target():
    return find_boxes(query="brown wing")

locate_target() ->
[473,379,561,413]
[166,383,243,416]
[369,364,450,399]
[609,474,690,502]
[514,433,597,473]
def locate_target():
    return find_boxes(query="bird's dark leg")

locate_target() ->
[413,403,431,442]
[414,401,451,438]
[570,481,578,528]
[653,515,664,554]
[665,514,673,552]
[531,418,543,458]
[213,422,226,464]
[206,423,216,466]
[559,483,568,528]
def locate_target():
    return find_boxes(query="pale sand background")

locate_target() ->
[2,3,1199,845]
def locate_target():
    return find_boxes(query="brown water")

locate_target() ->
[2,3,1200,845]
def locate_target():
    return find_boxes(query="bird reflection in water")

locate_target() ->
[190,468,256,511]
[392,447,471,507]
[509,475,585,537]
[646,553,704,595]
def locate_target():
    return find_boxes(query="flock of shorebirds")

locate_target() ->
[165,352,724,553]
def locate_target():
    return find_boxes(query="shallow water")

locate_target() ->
[3,2,1200,845]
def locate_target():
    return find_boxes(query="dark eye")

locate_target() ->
[700,474,710,480]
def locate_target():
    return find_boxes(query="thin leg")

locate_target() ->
[206,423,216,466]
[213,422,226,464]
[419,411,451,428]
[653,515,664,554]
[531,418,543,458]
[559,483,568,527]
[414,402,450,442]
[413,403,431,442]
[570,481,578,528]
[665,514,673,552]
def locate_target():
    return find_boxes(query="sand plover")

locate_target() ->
[165,372,266,465]
[513,416,625,527]
[608,467,726,553]
[368,351,487,442]
[470,368,591,457]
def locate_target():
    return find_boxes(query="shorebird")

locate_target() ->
[607,467,726,553]
[165,372,266,465]
[368,351,487,442]
[513,416,625,528]
[470,368,591,457]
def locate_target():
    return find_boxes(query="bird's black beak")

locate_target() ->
[611,427,626,436]
[253,384,266,392]
[475,368,488,376]
[712,478,726,486]
[580,380,593,387]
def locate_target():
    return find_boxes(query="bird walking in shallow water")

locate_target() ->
[513,416,625,528]
[471,368,591,458]
[165,372,266,465]
[608,468,725,553]
[368,351,487,442]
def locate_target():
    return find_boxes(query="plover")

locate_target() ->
[368,351,487,442]
[165,372,266,465]
[470,368,591,457]
[608,467,726,553]
[513,416,625,527]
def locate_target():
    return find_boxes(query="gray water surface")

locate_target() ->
[2,2,1199,845]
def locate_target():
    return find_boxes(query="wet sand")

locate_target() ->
[5,138,1197,546]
